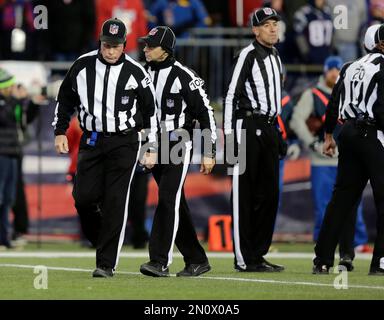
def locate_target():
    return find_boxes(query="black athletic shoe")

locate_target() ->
[261,258,285,272]
[312,264,330,274]
[92,266,113,278]
[235,263,274,272]
[338,256,354,272]
[176,262,211,277]
[140,261,169,277]
[235,259,284,272]
[368,267,384,275]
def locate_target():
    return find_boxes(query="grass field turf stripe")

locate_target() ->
[0,263,383,291]
[0,252,373,259]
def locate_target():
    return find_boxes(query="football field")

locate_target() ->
[0,243,383,300]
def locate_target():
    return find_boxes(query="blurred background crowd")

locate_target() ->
[1,0,382,99]
[0,0,381,63]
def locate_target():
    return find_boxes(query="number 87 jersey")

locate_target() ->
[293,2,334,65]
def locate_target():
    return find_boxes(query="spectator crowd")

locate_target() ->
[0,0,381,66]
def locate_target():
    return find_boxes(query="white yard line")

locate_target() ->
[200,275,384,291]
[0,263,383,291]
[0,263,139,275]
[0,251,373,259]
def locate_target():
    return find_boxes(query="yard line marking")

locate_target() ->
[0,252,373,260]
[0,263,383,291]
[0,264,140,276]
[199,275,384,290]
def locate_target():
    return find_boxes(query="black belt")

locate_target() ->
[235,109,276,125]
[84,128,136,138]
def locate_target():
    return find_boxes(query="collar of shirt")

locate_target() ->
[97,51,126,66]
[147,56,175,71]
[253,39,275,55]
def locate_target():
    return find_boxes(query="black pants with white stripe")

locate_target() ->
[73,131,139,271]
[148,140,208,267]
[315,120,384,268]
[232,116,280,269]
[128,173,149,247]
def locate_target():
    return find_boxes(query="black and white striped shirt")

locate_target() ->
[325,52,384,133]
[224,40,283,135]
[145,57,217,144]
[52,50,158,144]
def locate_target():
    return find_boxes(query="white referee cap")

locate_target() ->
[364,24,380,52]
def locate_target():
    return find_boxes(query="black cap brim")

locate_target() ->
[100,35,125,45]
[139,36,159,47]
[254,15,281,26]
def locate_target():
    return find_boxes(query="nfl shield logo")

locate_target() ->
[263,8,273,15]
[121,96,129,105]
[109,24,119,35]
[149,28,158,36]
[166,99,174,108]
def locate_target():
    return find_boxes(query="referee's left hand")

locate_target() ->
[140,151,157,169]
[200,156,215,175]
[55,135,69,154]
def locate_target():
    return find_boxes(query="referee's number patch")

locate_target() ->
[189,78,204,91]
[141,76,152,88]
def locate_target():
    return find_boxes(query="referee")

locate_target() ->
[313,24,384,275]
[138,26,217,277]
[224,7,285,272]
[53,18,158,278]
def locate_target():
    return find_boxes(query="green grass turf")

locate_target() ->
[0,243,382,300]
[18,241,315,252]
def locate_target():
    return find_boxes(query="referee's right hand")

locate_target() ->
[322,133,336,157]
[55,135,69,154]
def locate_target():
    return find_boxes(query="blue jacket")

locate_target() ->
[149,0,209,38]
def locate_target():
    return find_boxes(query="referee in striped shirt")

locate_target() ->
[313,24,384,275]
[138,26,217,277]
[53,18,158,278]
[224,8,285,273]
